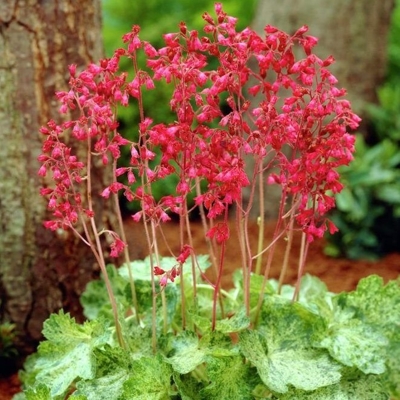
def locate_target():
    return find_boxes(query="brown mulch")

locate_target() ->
[0,373,20,400]
[125,218,400,292]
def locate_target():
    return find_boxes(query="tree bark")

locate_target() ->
[247,0,394,219]
[0,0,108,353]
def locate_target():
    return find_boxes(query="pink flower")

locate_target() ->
[206,223,230,244]
[154,266,166,275]
[159,275,168,287]
[177,245,191,264]
[110,237,126,258]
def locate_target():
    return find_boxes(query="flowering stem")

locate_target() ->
[145,219,158,352]
[292,232,310,301]
[87,186,124,347]
[184,208,197,312]
[179,205,187,330]
[83,133,126,348]
[212,239,225,331]
[112,160,139,324]
[277,210,296,293]
[195,178,219,276]
[253,191,287,326]
[255,168,265,276]
[236,208,250,316]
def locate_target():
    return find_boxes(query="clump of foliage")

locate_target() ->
[325,134,400,259]
[15,3,400,399]
[16,266,400,399]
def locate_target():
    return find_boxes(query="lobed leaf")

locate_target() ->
[278,373,389,399]
[24,311,111,398]
[80,264,130,321]
[239,329,342,394]
[200,356,256,399]
[166,331,207,374]
[318,312,388,374]
[121,355,173,399]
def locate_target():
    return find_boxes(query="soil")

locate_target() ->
[1,218,399,399]
[0,374,20,400]
[124,218,400,292]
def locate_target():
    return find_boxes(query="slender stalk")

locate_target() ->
[184,208,197,311]
[241,157,264,315]
[91,218,126,348]
[142,216,158,353]
[179,203,187,330]
[149,221,168,334]
[212,239,226,331]
[195,178,219,276]
[255,166,265,276]
[292,232,310,301]
[253,189,288,326]
[277,206,296,293]
[112,159,139,323]
[86,135,126,349]
[58,121,125,348]
[236,206,249,315]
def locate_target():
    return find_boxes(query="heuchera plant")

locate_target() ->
[17,4,400,400]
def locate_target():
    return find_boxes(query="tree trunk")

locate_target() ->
[247,0,394,219]
[252,0,394,119]
[0,0,108,354]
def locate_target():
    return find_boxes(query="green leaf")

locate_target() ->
[240,295,343,395]
[73,345,132,399]
[200,356,256,399]
[278,373,389,399]
[120,320,153,357]
[259,296,326,350]
[268,274,334,318]
[172,372,203,400]
[375,183,400,204]
[382,331,400,399]
[74,370,128,400]
[23,311,111,397]
[333,276,400,396]
[337,275,400,333]
[239,329,341,394]
[318,311,388,374]
[121,355,172,399]
[167,329,239,377]
[118,257,154,282]
[214,308,250,333]
[80,264,130,321]
[231,270,275,311]
[11,394,26,400]
[167,331,207,374]
[23,384,52,400]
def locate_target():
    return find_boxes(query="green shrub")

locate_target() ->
[325,135,400,259]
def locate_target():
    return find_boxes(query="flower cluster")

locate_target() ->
[154,265,181,287]
[38,3,359,272]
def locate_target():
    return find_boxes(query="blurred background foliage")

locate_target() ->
[326,0,400,259]
[101,0,400,260]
